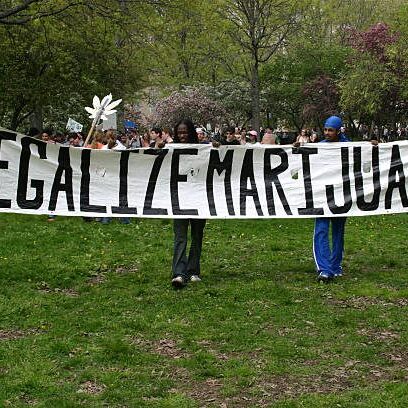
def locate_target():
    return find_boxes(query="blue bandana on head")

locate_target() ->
[324,116,343,130]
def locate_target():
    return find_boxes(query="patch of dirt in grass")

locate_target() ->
[382,352,408,380]
[166,366,191,382]
[262,352,408,400]
[327,296,408,310]
[393,298,408,307]
[87,273,107,285]
[115,264,139,275]
[252,361,404,404]
[0,328,42,341]
[302,359,320,366]
[77,380,106,395]
[277,327,296,336]
[61,288,79,297]
[160,365,232,406]
[130,337,151,347]
[168,356,408,407]
[357,328,400,342]
[37,282,79,297]
[167,372,228,407]
[130,336,190,359]
[87,265,139,286]
[196,340,231,361]
[152,338,189,359]
[195,339,265,363]
[131,335,408,406]
[255,367,354,400]
[181,378,224,405]
[19,395,38,405]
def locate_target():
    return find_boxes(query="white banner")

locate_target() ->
[1,128,408,218]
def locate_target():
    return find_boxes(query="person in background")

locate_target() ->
[141,132,151,148]
[41,130,54,143]
[259,126,265,140]
[240,128,248,145]
[87,130,105,149]
[234,127,241,142]
[248,130,259,144]
[196,128,210,144]
[221,127,240,145]
[82,130,106,223]
[129,129,142,148]
[383,126,389,142]
[54,132,66,145]
[339,126,348,141]
[162,127,174,144]
[171,119,207,288]
[295,129,310,145]
[310,130,319,143]
[149,127,163,148]
[261,133,276,145]
[68,133,82,147]
[262,127,277,144]
[119,132,129,148]
[102,130,126,151]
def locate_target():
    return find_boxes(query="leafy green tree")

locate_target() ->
[261,20,348,131]
[221,0,299,134]
[211,80,253,127]
[0,3,146,131]
[145,0,233,88]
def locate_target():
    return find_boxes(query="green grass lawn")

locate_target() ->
[0,213,407,407]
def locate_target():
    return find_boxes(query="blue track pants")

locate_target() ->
[313,217,346,276]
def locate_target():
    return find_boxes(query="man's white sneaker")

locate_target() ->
[190,275,202,282]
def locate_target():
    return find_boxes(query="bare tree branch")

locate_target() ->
[0,0,40,19]
[0,0,170,25]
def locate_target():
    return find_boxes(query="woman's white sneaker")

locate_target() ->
[171,276,186,288]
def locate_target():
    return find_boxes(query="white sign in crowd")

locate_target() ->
[0,127,408,219]
[66,118,83,133]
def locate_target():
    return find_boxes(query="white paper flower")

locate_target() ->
[85,93,122,120]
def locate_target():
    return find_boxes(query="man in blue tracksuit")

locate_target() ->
[314,116,350,281]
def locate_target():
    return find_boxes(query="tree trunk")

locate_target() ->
[250,61,260,139]
[347,115,358,138]
[29,104,43,132]
[9,99,27,130]
[10,109,21,131]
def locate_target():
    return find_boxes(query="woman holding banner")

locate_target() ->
[171,119,207,288]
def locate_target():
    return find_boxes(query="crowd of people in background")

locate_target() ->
[25,124,319,149]
[25,122,408,152]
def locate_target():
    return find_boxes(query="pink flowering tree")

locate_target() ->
[150,87,227,128]
[340,23,406,129]
[346,23,399,63]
